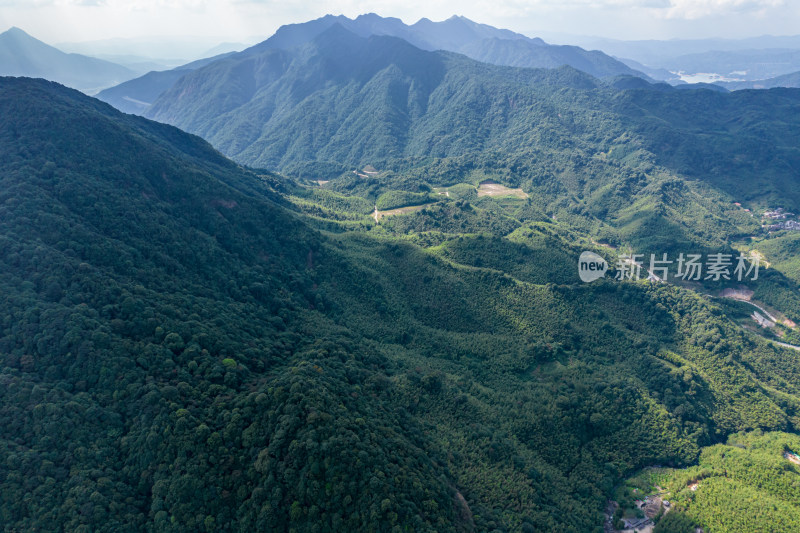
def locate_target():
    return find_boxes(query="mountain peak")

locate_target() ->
[1,26,37,41]
[310,22,363,47]
[355,12,403,24]
[234,13,639,78]
[108,12,648,120]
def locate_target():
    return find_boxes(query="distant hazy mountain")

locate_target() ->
[663,48,800,81]
[614,57,682,83]
[99,14,645,116]
[567,35,800,84]
[0,27,136,94]
[145,24,609,169]
[566,35,800,67]
[201,42,249,57]
[85,54,187,74]
[717,70,800,90]
[56,35,230,64]
[246,13,645,79]
[96,53,235,114]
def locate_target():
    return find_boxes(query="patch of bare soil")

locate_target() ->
[643,497,662,519]
[720,287,754,301]
[374,203,431,221]
[592,240,617,250]
[476,180,528,198]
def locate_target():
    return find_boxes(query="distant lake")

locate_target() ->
[673,71,745,83]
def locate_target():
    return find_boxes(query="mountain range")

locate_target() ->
[5,11,800,533]
[249,14,645,79]
[718,70,800,90]
[141,23,800,219]
[556,34,800,89]
[95,14,647,117]
[663,48,800,81]
[0,27,136,93]
[572,34,800,71]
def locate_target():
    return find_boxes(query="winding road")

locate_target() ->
[723,297,800,351]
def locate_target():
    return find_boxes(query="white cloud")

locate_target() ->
[0,0,54,6]
[465,0,780,16]
[653,0,782,19]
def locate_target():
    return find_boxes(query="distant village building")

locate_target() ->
[766,220,800,232]
[761,207,800,231]
[764,207,795,219]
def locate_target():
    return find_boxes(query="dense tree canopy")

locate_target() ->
[3,60,800,533]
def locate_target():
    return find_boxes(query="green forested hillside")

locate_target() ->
[139,23,800,287]
[623,431,800,533]
[0,77,464,532]
[144,26,800,216]
[611,87,800,206]
[5,77,800,532]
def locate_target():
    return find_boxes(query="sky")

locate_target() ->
[1,0,799,49]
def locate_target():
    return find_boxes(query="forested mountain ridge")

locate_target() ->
[5,76,800,531]
[144,25,800,211]
[146,24,629,170]
[141,22,800,284]
[0,77,456,531]
[98,13,644,115]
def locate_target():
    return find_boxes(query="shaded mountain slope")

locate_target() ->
[95,53,235,114]
[611,86,800,206]
[146,25,619,168]
[457,36,642,77]
[0,76,460,531]
[99,13,643,117]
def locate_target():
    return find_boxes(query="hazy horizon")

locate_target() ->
[1,0,799,49]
